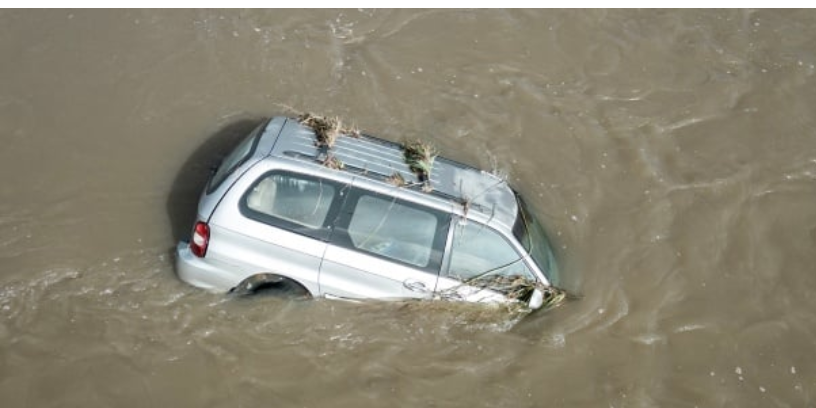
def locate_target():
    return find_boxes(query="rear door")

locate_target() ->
[319,187,449,300]
[207,166,345,293]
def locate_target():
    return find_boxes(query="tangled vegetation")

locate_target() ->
[298,112,360,150]
[402,140,437,192]
[436,272,568,314]
[296,112,437,192]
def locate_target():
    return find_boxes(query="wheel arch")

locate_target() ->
[228,273,313,298]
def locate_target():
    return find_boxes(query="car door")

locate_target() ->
[207,167,344,294]
[318,187,449,300]
[434,217,539,303]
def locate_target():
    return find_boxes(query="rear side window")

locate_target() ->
[241,172,341,240]
[332,191,448,272]
[445,221,535,282]
[207,122,265,194]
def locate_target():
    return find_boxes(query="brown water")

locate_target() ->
[2,9,816,407]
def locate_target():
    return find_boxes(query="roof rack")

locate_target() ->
[271,117,519,226]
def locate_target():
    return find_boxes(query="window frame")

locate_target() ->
[206,120,267,195]
[329,188,450,274]
[238,170,345,241]
[441,217,537,283]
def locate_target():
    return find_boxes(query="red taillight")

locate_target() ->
[190,221,210,257]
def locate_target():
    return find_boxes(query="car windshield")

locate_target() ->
[513,195,559,285]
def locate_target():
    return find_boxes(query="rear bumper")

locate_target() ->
[175,241,233,292]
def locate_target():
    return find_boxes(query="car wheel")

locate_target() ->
[229,273,311,300]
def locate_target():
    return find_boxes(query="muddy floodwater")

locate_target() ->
[2,9,816,407]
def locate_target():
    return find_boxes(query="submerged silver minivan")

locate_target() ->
[175,116,559,309]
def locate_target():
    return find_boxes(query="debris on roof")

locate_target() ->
[320,154,345,170]
[298,112,360,150]
[402,140,437,192]
[385,171,407,187]
[295,112,438,193]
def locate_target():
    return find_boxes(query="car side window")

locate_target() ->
[445,220,535,282]
[332,191,448,272]
[241,172,339,240]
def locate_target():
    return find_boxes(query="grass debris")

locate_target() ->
[402,140,437,192]
[298,112,360,149]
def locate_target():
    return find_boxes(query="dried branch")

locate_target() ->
[320,154,345,170]
[437,269,569,312]
[385,172,407,187]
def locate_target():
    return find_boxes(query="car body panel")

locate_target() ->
[199,158,356,294]
[319,245,439,300]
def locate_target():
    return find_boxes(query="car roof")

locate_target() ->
[262,116,520,229]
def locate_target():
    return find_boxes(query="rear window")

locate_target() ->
[240,171,341,240]
[207,121,265,194]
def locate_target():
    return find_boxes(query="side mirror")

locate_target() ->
[528,288,544,310]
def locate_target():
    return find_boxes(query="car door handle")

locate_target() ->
[403,279,429,293]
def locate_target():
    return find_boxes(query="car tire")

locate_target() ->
[229,273,312,300]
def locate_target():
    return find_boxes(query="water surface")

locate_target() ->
[1,9,815,407]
